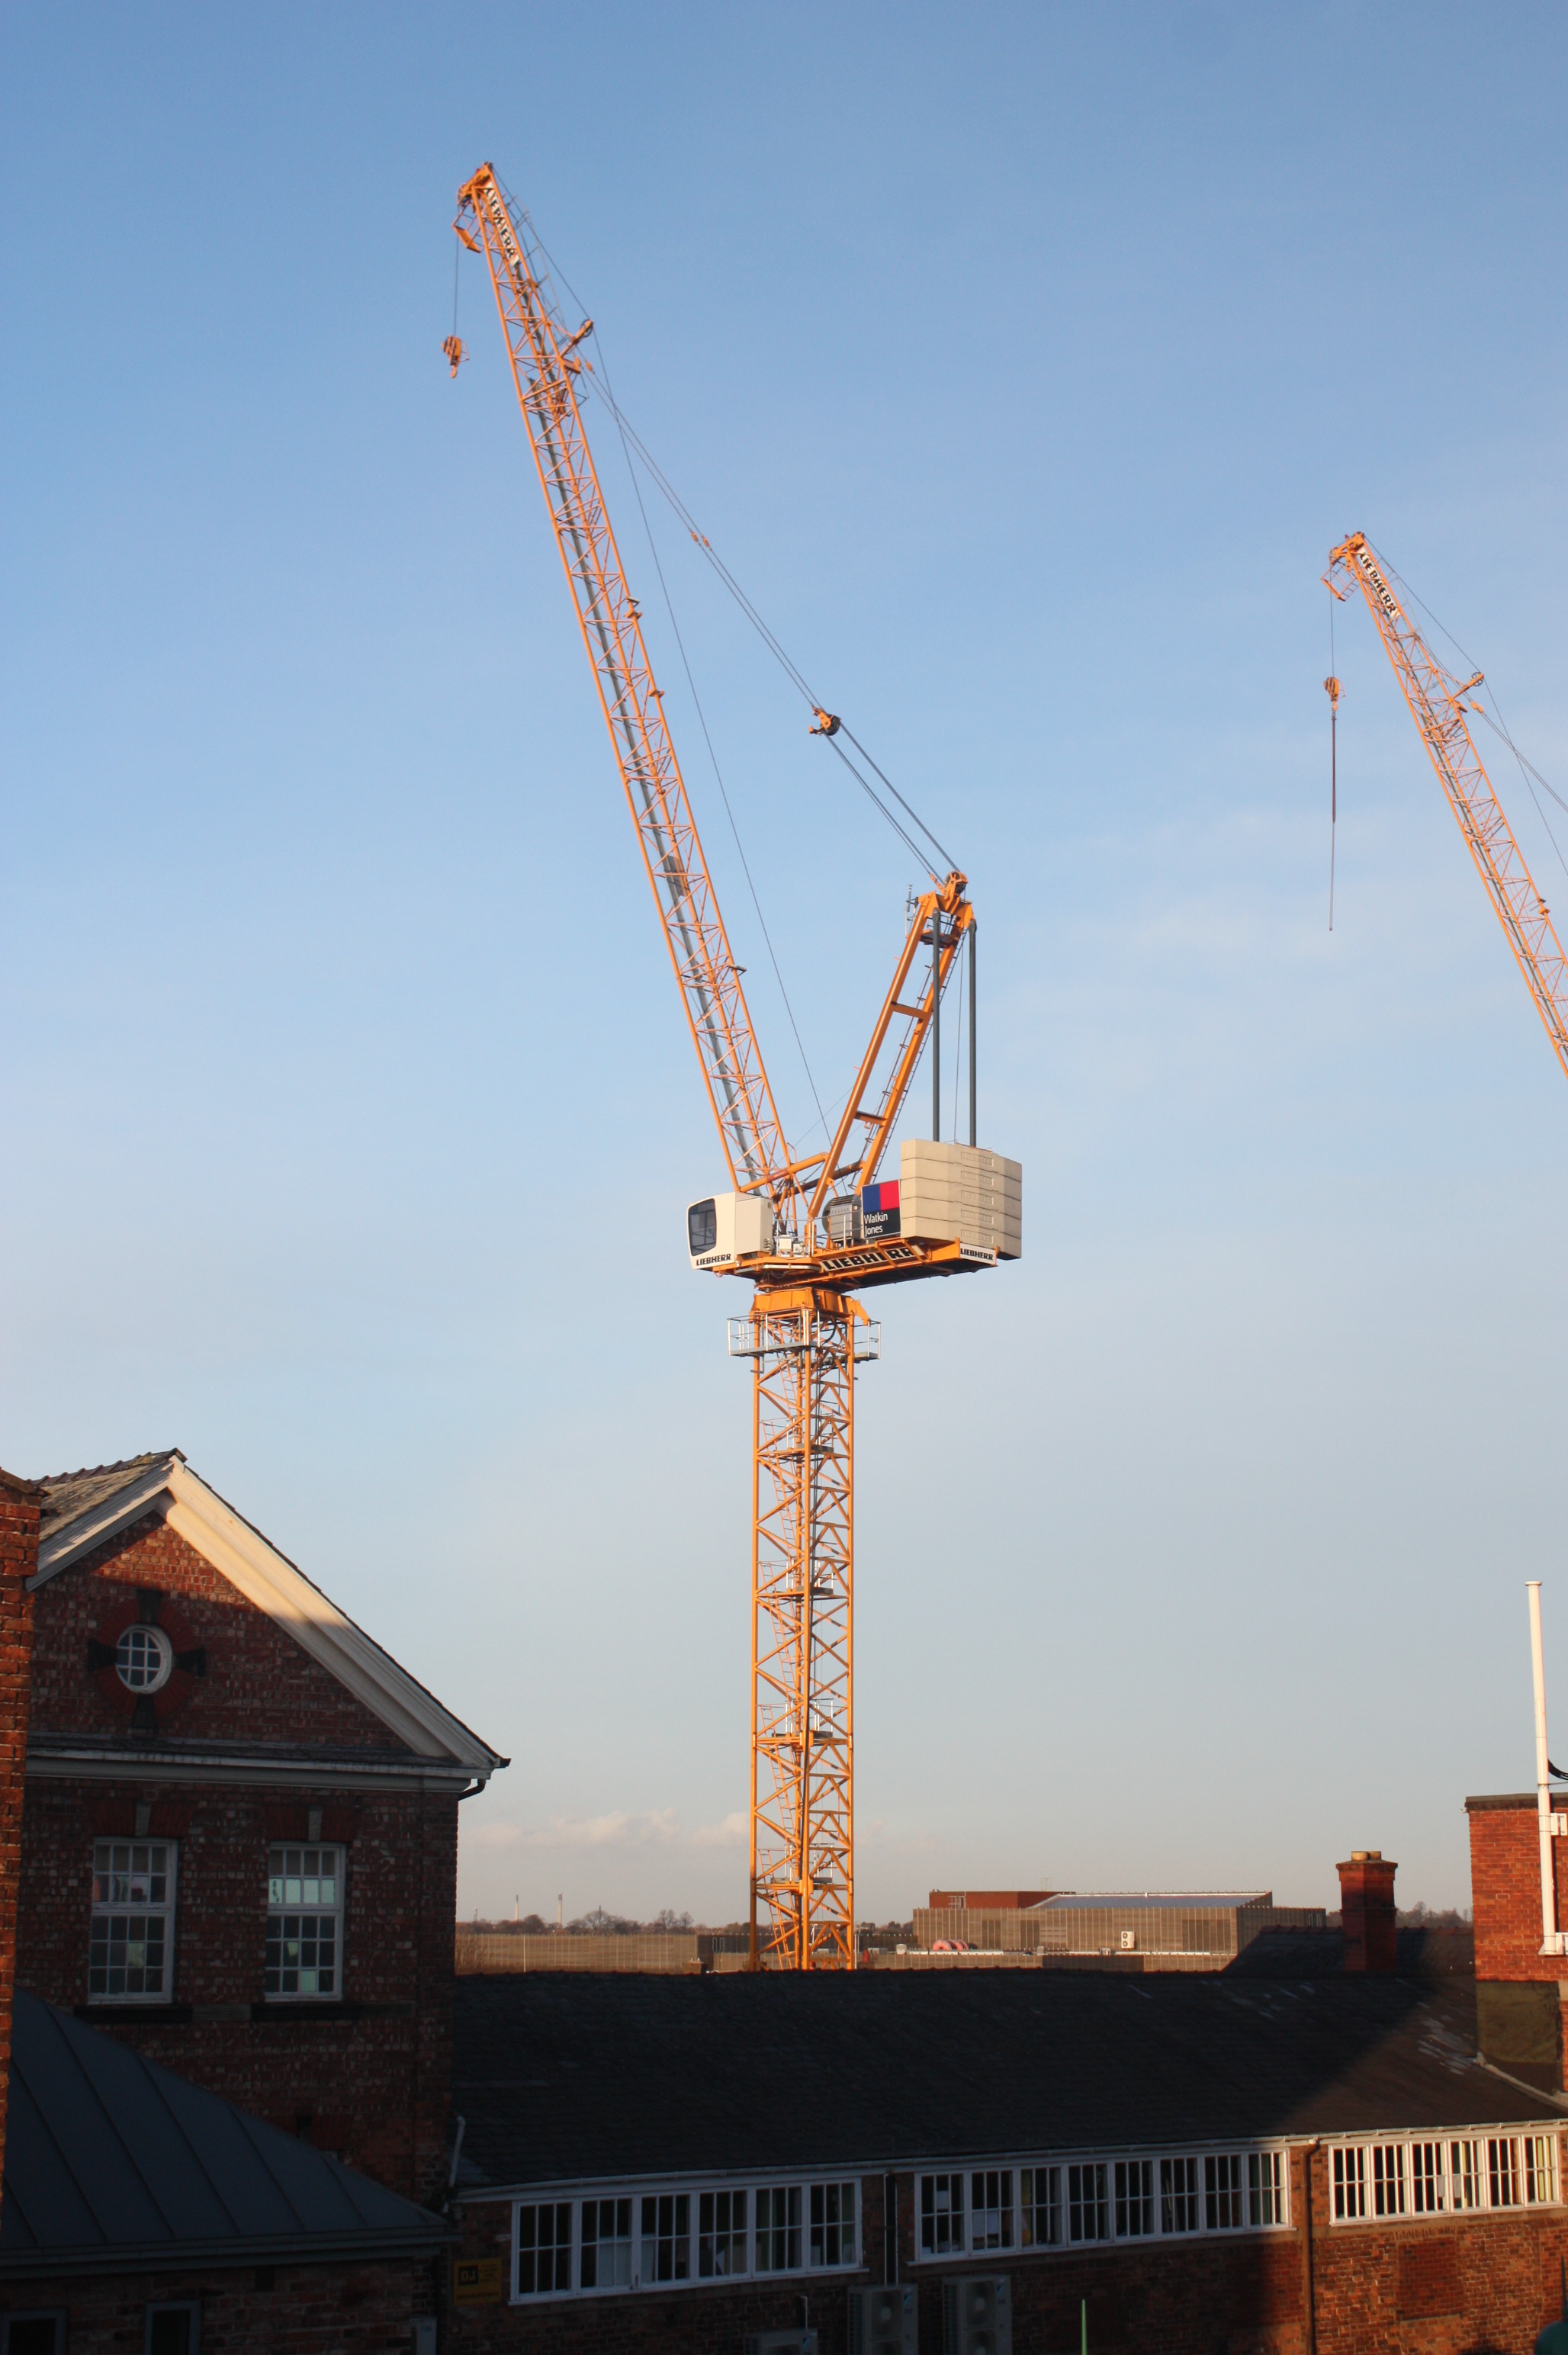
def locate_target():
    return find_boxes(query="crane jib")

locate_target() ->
[1357,551,1401,626]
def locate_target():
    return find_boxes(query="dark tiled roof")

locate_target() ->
[452,1967,1563,2193]
[1229,1926,1476,1978]
[37,1453,181,1534]
[2,1993,447,2275]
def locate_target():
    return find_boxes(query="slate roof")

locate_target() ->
[2,1992,448,2277]
[451,1967,1565,2193]
[37,1452,180,1534]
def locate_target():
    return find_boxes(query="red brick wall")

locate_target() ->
[18,1515,459,2202]
[18,1775,458,2200]
[27,1515,409,1751]
[0,2255,432,2352]
[445,2147,1568,2355]
[0,1469,41,2184]
[1470,1799,1568,1981]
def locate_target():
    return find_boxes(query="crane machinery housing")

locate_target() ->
[1325,534,1568,1083]
[451,163,1021,1969]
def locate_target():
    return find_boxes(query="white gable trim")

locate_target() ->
[32,1458,503,1780]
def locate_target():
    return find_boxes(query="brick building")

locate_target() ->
[1468,1785,1568,2094]
[15,1451,505,2204]
[442,1950,1568,2353]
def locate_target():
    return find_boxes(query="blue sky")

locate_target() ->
[5,3,1567,1921]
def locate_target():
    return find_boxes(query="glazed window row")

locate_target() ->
[1329,2133,1558,2221]
[916,2151,1289,2256]
[513,2180,859,2299]
[88,1840,343,2003]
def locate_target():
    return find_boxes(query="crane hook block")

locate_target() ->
[443,335,467,378]
[1323,675,1340,710]
[810,709,841,738]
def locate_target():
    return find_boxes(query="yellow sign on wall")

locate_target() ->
[453,2257,504,2305]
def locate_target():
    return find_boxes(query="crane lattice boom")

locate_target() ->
[1327,533,1568,1082]
[457,168,792,1209]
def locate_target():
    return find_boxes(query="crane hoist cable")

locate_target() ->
[515,210,956,879]
[598,338,830,1144]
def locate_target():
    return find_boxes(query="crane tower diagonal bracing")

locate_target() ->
[1327,533,1568,1082]
[455,163,1020,1966]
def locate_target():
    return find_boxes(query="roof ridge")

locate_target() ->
[38,1451,182,1487]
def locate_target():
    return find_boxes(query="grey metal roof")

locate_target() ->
[2,1992,448,2276]
[451,1967,1564,2194]
[1032,1892,1271,1913]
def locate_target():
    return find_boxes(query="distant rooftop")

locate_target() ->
[1031,1891,1272,1912]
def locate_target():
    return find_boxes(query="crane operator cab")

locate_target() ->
[687,1191,776,1270]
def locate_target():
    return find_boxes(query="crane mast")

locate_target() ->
[456,165,1015,1967]
[1326,534,1568,1082]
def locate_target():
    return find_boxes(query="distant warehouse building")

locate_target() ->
[914,1890,1326,1968]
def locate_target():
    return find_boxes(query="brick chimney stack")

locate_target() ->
[1337,1849,1398,1973]
[0,1467,42,2184]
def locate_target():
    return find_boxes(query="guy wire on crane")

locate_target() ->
[448,162,1021,1969]
[1323,533,1568,1082]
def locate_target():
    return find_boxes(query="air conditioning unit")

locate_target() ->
[850,2283,917,2355]
[744,2334,818,2355]
[942,2274,1011,2355]
[687,1190,775,1268]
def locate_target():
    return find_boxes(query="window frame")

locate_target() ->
[144,2302,201,2355]
[263,1843,345,2004]
[88,1838,178,2005]
[509,2177,860,2302]
[914,2143,1291,2260]
[2,2315,66,2355]
[1326,2129,1560,2226]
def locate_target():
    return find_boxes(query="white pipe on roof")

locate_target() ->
[1528,1582,1562,1957]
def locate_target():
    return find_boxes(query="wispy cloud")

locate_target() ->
[469,1809,680,1853]
[691,1810,748,1849]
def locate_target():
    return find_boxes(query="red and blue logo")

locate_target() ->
[860,1178,900,1238]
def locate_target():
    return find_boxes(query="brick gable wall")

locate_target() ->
[27,1514,408,1751]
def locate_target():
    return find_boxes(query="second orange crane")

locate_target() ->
[1325,533,1568,1080]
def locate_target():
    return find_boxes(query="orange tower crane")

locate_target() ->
[1325,534,1568,1079]
[451,164,1020,1968]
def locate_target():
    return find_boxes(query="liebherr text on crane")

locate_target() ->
[451,163,1020,1969]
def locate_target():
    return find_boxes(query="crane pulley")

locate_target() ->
[452,164,1020,1967]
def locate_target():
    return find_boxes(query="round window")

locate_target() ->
[115,1623,173,1694]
